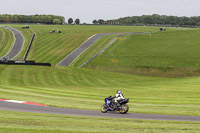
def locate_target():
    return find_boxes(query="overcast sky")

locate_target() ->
[1,0,200,23]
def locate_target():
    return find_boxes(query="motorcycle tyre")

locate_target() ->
[101,104,108,113]
[119,104,129,114]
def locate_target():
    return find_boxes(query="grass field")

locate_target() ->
[71,29,180,68]
[84,28,200,77]
[0,26,14,57]
[0,110,200,133]
[0,65,200,116]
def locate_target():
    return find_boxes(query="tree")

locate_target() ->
[13,15,19,23]
[60,16,65,24]
[92,19,98,24]
[0,14,65,24]
[68,18,73,24]
[6,15,11,23]
[53,19,61,24]
[98,19,105,24]
[75,19,80,25]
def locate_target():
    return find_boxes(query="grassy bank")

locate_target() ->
[0,65,200,116]
[0,110,199,133]
[0,26,14,57]
[85,29,200,77]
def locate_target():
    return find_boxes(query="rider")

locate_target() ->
[114,90,124,106]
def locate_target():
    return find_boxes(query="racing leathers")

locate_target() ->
[114,92,124,106]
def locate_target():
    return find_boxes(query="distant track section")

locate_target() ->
[80,31,156,68]
[1,26,24,60]
[57,33,123,66]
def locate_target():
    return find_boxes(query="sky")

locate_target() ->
[1,0,200,23]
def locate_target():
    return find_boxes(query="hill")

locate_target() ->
[9,25,158,65]
[84,28,200,77]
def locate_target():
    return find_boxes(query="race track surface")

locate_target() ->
[57,33,123,66]
[1,101,200,122]
[2,26,24,60]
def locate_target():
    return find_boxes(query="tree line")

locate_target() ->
[93,14,200,26]
[0,14,65,24]
[68,18,80,25]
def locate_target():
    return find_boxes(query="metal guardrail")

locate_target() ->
[0,60,51,66]
[23,34,35,61]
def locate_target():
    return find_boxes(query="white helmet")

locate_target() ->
[117,90,121,94]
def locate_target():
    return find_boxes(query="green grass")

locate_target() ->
[71,28,180,68]
[85,29,200,77]
[5,25,158,65]
[0,111,200,133]
[0,65,200,116]
[0,26,14,57]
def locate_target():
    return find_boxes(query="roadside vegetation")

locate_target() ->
[0,110,199,133]
[0,26,14,57]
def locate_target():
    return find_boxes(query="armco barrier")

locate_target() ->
[0,60,51,66]
[24,34,35,61]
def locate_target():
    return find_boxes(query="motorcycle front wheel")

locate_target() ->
[119,104,129,114]
[101,104,108,113]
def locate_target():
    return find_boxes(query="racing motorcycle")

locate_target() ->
[101,96,129,114]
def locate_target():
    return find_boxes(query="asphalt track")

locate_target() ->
[0,101,200,121]
[1,26,24,60]
[57,33,123,66]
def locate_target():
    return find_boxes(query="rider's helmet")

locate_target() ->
[117,90,122,94]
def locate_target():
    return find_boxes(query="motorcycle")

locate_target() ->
[101,96,129,114]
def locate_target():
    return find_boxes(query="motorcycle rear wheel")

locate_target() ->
[101,104,108,113]
[119,104,129,114]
